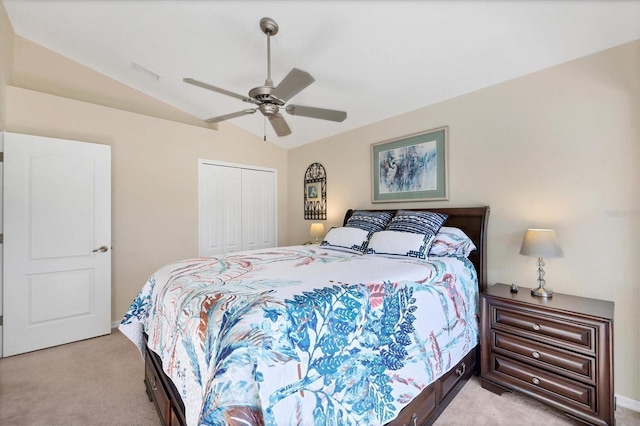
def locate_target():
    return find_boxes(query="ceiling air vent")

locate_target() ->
[130,62,161,81]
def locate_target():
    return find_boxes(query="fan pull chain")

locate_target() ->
[264,116,267,141]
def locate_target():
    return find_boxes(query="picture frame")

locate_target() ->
[371,126,448,203]
[305,182,321,201]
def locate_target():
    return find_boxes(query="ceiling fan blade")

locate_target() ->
[183,78,257,104]
[269,113,292,136]
[204,109,257,124]
[285,105,347,122]
[271,68,315,102]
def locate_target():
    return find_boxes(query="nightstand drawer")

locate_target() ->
[491,331,595,383]
[490,354,596,411]
[490,305,595,353]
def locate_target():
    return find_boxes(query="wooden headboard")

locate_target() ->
[343,206,490,292]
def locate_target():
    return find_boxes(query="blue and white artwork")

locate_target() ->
[378,140,437,194]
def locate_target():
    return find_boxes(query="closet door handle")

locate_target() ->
[92,246,109,253]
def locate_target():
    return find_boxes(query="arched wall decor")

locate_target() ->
[304,163,327,220]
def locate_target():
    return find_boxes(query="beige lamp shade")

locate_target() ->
[309,223,325,243]
[519,229,564,258]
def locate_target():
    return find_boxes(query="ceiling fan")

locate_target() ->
[184,17,347,137]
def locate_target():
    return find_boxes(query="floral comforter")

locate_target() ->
[119,246,479,426]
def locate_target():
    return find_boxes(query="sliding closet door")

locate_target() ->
[198,164,241,256]
[242,168,276,251]
[198,160,277,257]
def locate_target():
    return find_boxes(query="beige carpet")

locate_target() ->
[0,330,638,426]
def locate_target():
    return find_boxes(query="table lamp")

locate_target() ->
[519,228,564,298]
[309,223,325,244]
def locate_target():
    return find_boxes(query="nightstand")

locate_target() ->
[480,283,614,426]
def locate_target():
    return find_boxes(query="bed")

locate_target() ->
[120,206,489,426]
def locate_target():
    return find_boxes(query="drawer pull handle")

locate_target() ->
[532,377,540,385]
[456,362,466,376]
[411,413,417,426]
[150,375,158,391]
[532,351,540,359]
[532,323,541,331]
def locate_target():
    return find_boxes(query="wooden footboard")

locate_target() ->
[144,342,478,426]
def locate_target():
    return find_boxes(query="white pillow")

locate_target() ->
[366,230,434,260]
[320,227,371,254]
[429,226,477,258]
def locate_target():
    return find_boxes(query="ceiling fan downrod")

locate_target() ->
[260,17,279,87]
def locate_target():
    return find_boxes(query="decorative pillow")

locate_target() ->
[320,227,371,254]
[365,230,434,260]
[345,210,394,233]
[429,226,477,258]
[385,210,448,235]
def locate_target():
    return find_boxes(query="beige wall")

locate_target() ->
[287,41,640,402]
[1,26,288,326]
[0,1,14,129]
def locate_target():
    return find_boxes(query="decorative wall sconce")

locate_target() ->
[304,163,327,220]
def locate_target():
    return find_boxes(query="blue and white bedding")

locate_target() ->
[120,245,479,426]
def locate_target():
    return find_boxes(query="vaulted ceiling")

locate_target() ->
[3,1,639,149]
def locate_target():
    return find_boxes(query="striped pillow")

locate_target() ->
[345,210,394,233]
[385,210,448,236]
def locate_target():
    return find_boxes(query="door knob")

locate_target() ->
[92,246,109,253]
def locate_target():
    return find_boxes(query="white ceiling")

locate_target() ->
[3,0,639,149]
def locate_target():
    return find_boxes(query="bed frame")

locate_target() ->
[143,206,490,426]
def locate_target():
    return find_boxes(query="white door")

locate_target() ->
[3,132,111,357]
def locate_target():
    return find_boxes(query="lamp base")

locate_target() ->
[531,285,553,298]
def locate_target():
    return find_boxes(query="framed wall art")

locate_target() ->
[371,126,448,203]
[304,162,327,219]
[305,182,320,201]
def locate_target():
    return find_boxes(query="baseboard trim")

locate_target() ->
[111,320,121,329]
[616,394,640,412]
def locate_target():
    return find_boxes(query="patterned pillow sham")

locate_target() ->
[320,227,371,254]
[385,210,448,236]
[428,226,477,258]
[365,230,434,260]
[345,210,394,233]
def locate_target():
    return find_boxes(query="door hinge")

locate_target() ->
[0,234,3,244]
[0,152,3,162]
[0,316,3,326]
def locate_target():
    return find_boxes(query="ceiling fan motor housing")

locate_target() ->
[248,85,285,106]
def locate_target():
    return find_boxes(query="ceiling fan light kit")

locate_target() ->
[183,17,347,138]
